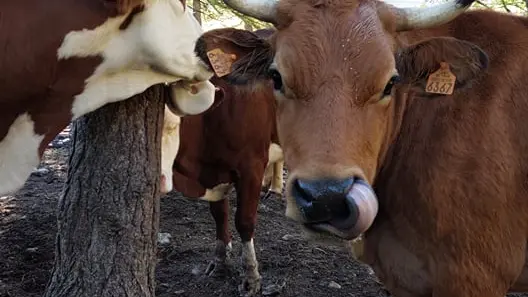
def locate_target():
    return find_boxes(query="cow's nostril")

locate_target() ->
[292,177,355,223]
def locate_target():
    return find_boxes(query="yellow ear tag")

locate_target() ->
[425,62,457,95]
[206,48,237,77]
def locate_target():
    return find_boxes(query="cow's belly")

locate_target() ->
[363,223,432,297]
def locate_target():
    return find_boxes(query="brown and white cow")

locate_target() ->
[171,31,279,294]
[1,0,216,196]
[193,0,528,296]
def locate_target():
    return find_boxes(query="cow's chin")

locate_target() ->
[288,181,379,241]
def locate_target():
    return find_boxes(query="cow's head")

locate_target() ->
[194,0,487,240]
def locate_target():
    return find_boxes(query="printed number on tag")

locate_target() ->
[425,62,457,95]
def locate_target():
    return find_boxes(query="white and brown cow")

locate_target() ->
[0,0,216,196]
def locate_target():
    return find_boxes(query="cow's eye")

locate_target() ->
[382,75,400,97]
[267,68,283,92]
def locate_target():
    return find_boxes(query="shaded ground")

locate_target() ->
[0,128,526,297]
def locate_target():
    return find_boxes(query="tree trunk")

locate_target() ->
[193,0,202,25]
[43,85,165,297]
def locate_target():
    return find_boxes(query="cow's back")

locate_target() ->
[0,0,111,141]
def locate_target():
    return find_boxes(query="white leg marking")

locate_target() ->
[57,0,214,120]
[241,239,259,275]
[0,113,44,196]
[200,183,231,202]
[160,106,181,193]
[240,238,261,295]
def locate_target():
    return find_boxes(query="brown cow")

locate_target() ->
[193,0,528,296]
[171,29,279,295]
[0,0,216,196]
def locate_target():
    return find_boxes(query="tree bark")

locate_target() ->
[43,86,165,297]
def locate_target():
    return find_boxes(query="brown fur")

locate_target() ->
[172,30,277,289]
[172,77,276,241]
[195,1,528,296]
[0,0,113,155]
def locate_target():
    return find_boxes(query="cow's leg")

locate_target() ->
[261,143,284,200]
[261,162,273,191]
[204,198,233,277]
[235,166,264,297]
[270,159,284,195]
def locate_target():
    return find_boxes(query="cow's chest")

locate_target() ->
[363,222,432,297]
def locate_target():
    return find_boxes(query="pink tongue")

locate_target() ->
[308,181,379,240]
[346,181,378,234]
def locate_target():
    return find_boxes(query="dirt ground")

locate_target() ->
[1,128,526,297]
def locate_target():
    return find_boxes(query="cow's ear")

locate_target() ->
[395,37,489,95]
[194,28,274,85]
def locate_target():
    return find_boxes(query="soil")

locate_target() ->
[0,127,526,297]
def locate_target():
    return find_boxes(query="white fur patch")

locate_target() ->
[0,114,44,196]
[241,238,259,278]
[200,183,231,202]
[57,0,214,120]
[160,106,181,193]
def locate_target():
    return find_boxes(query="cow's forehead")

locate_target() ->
[270,0,397,99]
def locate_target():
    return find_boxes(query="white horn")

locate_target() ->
[223,0,278,24]
[394,0,475,31]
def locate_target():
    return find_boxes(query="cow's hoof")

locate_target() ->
[204,260,229,277]
[261,190,282,200]
[238,276,261,297]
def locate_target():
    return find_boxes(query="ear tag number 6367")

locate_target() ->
[425,62,457,95]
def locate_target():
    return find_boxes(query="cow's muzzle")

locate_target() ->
[166,80,216,116]
[292,177,378,240]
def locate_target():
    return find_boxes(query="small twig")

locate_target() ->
[475,0,492,9]
[500,0,512,12]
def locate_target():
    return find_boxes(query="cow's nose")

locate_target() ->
[292,177,357,223]
[291,177,378,240]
